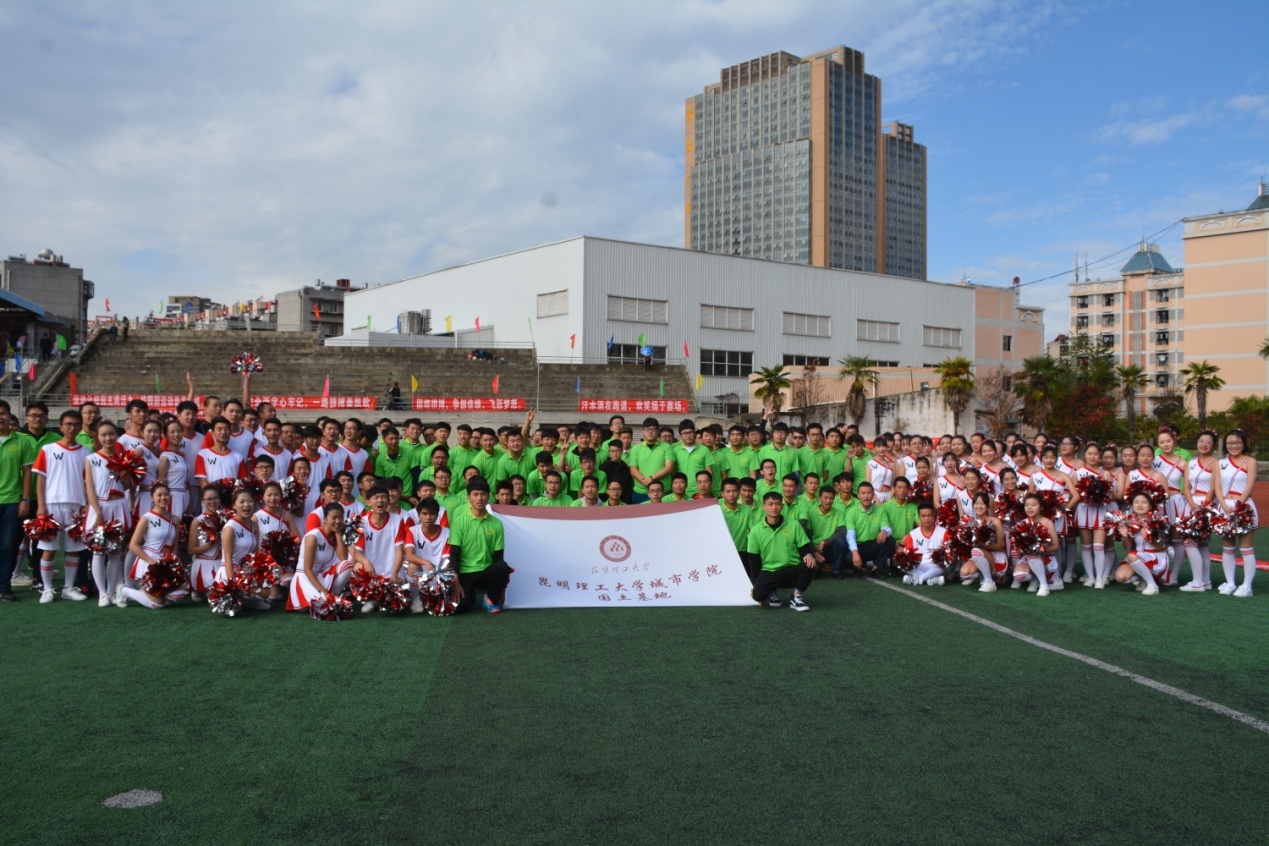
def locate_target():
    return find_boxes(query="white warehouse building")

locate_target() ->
[343,236,1043,408]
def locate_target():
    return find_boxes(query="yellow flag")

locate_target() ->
[695,373,705,391]
[444,315,453,332]
[410,375,418,393]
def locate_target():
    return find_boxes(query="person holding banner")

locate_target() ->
[746,491,816,611]
[627,418,673,504]
[448,478,509,614]
[718,478,752,561]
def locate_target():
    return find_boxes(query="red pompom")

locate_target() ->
[235,477,264,502]
[280,476,308,513]
[892,546,921,573]
[261,530,299,571]
[229,351,263,375]
[1036,489,1063,520]
[23,513,61,542]
[84,520,127,554]
[1102,510,1132,536]
[349,570,408,613]
[236,551,280,591]
[1125,479,1167,509]
[1076,473,1113,505]
[929,545,950,569]
[106,449,148,487]
[936,500,960,529]
[66,506,88,542]
[140,553,188,595]
[196,509,229,545]
[207,576,250,616]
[994,490,1025,523]
[1211,501,1256,538]
[910,479,933,503]
[308,592,353,621]
[1174,508,1212,542]
[1010,519,1052,557]
[342,515,364,548]
[415,560,459,616]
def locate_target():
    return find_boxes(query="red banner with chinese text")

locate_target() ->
[412,397,526,411]
[578,399,690,414]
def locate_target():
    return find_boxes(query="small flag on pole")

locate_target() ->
[492,375,500,395]
[155,374,161,393]
[410,375,418,393]
[695,373,704,391]
[313,302,321,323]
[105,298,111,312]
[28,362,36,381]
[575,376,581,394]
[367,313,372,330]
[683,341,690,358]
[637,332,646,348]
[607,334,614,351]
[475,316,481,332]
[68,371,78,394]
[658,379,665,398]
[569,333,576,349]
[322,376,330,398]
[444,315,453,333]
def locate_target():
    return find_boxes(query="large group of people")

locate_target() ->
[0,385,1258,616]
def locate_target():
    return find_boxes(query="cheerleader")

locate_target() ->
[1132,444,1169,507]
[1179,430,1219,592]
[1013,493,1061,597]
[910,456,935,504]
[1031,445,1079,581]
[997,467,1026,528]
[1217,429,1258,597]
[1152,427,1190,585]
[958,491,1005,593]
[287,502,359,611]
[934,452,963,509]
[287,456,312,522]
[1112,492,1168,596]
[122,483,183,608]
[1073,442,1114,588]
[1099,445,1123,576]
[900,502,950,586]
[187,486,227,601]
[1056,436,1083,477]
[977,440,1007,496]
[218,489,270,611]
[956,468,984,523]
[1009,443,1039,486]
[85,419,135,609]
[132,419,163,520]
[156,419,192,521]
[255,480,300,603]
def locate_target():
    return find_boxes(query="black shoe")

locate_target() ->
[0,591,17,602]
[831,571,845,580]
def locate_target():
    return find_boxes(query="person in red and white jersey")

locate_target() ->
[1011,493,1061,597]
[249,418,293,479]
[199,399,256,463]
[255,480,300,601]
[1152,428,1190,586]
[337,418,371,479]
[1112,492,1170,597]
[1217,428,1258,598]
[132,419,164,521]
[287,503,359,611]
[287,457,313,522]
[335,471,365,522]
[1056,436,1082,478]
[977,440,1008,496]
[867,436,895,504]
[1030,445,1079,575]
[933,451,963,510]
[195,417,246,487]
[305,478,344,533]
[385,478,416,531]
[900,502,949,586]
[957,491,1005,593]
[176,401,205,471]
[404,497,450,615]
[1179,430,1219,592]
[1070,442,1113,587]
[353,485,407,612]
[84,419,137,609]
[187,486,226,600]
[157,419,192,520]
[122,483,184,608]
[217,489,270,612]
[32,409,90,604]
[955,468,984,523]
[116,399,149,454]
[317,419,345,478]
[414,479,449,528]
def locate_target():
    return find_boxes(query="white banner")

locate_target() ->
[493,500,752,608]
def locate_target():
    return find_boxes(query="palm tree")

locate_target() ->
[1013,355,1060,434]
[1114,364,1148,442]
[1259,336,1269,359]
[1181,361,1225,429]
[933,356,976,434]
[835,356,879,426]
[750,365,792,419]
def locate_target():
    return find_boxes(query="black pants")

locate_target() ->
[854,537,895,574]
[752,564,814,600]
[457,561,512,612]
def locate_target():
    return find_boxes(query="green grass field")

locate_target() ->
[3,542,1267,845]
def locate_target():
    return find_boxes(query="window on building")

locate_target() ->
[856,319,900,343]
[1076,296,1089,309]
[922,325,962,348]
[1102,313,1115,327]
[607,295,668,324]
[700,304,755,331]
[1103,294,1115,307]
[1156,352,1169,366]
[607,343,666,366]
[1156,309,1169,324]
[536,290,568,318]
[700,349,754,378]
[1155,374,1169,388]
[1002,335,1013,352]
[1156,332,1170,345]
[1101,334,1114,347]
[782,311,831,338]
[870,360,899,368]
[1157,290,1170,303]
[782,354,830,367]
[1075,316,1089,329]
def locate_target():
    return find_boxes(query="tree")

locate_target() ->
[750,365,792,419]
[976,366,1020,438]
[1259,337,1269,359]
[1013,355,1060,433]
[1114,364,1148,443]
[1181,360,1225,429]
[835,356,879,427]
[933,356,975,434]
[788,364,828,425]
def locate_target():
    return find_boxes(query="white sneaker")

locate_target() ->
[1049,579,1064,591]
[10,573,32,587]
[1217,582,1237,595]
[1010,580,1023,589]
[410,597,424,614]
[361,601,377,614]
[902,574,917,585]
[1027,581,1038,593]
[1141,583,1159,596]
[98,595,111,608]
[1081,576,1095,587]
[114,586,127,609]
[39,588,55,604]
[1179,582,1209,593]
[1062,572,1074,583]
[978,581,997,593]
[61,587,87,601]
[190,591,205,603]
[1037,584,1050,597]
[1094,580,1106,590]
[1233,584,1253,598]
[927,576,945,587]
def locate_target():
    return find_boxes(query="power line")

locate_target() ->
[1015,219,1183,288]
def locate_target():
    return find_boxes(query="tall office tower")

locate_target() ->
[684,46,928,279]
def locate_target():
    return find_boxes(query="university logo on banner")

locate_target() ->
[495,500,751,608]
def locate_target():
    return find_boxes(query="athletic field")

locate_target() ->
[5,541,1267,845]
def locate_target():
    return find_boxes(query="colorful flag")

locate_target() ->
[105,298,111,312]
[528,317,533,335]
[637,332,646,348]
[410,375,418,393]
[575,376,581,394]
[27,361,35,381]
[695,373,704,391]
[367,314,372,330]
[569,333,576,349]
[683,341,690,358]
[313,302,321,323]
[475,316,481,332]
[658,379,665,398]
[155,374,161,393]
[322,375,330,398]
[607,335,614,350]
[444,315,453,333]
[68,371,78,394]
[492,375,500,395]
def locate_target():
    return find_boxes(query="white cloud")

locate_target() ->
[1096,113,1194,146]
[1229,93,1269,119]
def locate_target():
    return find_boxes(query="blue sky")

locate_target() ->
[1,1,1266,340]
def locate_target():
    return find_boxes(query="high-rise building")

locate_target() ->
[684,46,927,279]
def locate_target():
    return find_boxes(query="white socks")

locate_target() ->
[1092,543,1107,584]
[1222,549,1237,586]
[1184,543,1205,585]
[970,550,994,585]
[122,587,163,609]
[1128,556,1156,589]
[92,554,108,595]
[40,560,55,590]
[1241,548,1257,589]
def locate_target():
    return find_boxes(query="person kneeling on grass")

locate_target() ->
[745,491,816,612]
[449,479,510,614]
[901,501,949,587]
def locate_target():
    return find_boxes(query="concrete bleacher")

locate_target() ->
[41,330,694,421]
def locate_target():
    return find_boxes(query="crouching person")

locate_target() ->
[746,492,817,612]
[450,478,511,614]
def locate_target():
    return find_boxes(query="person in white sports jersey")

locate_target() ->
[933,451,963,510]
[1030,444,1079,581]
[201,399,255,462]
[250,418,293,479]
[353,485,407,612]
[900,502,950,586]
[1217,428,1258,598]
[116,399,149,454]
[132,419,164,521]
[1152,427,1190,586]
[305,478,343,533]
[122,483,184,608]
[403,498,451,609]
[1072,441,1114,588]
[977,440,1007,496]
[317,419,345,479]
[187,486,226,602]
[867,436,896,504]
[255,480,300,602]
[288,502,358,612]
[195,417,246,487]
[1012,492,1061,596]
[1179,430,1219,592]
[337,418,371,478]
[217,489,270,612]
[157,419,192,521]
[1112,492,1170,597]
[33,410,89,604]
[84,419,137,609]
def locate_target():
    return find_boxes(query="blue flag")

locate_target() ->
[607,335,614,350]
[575,376,581,394]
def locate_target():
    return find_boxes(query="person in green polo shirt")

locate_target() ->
[626,417,673,503]
[673,420,713,491]
[0,399,36,599]
[718,478,752,560]
[18,401,59,590]
[807,486,849,575]
[496,430,536,487]
[717,425,757,484]
[755,459,781,501]
[821,428,849,483]
[880,477,919,563]
[746,491,816,611]
[758,422,798,481]
[846,481,895,578]
[531,470,572,507]
[469,428,501,485]
[449,478,510,613]
[373,426,416,503]
[73,401,100,450]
